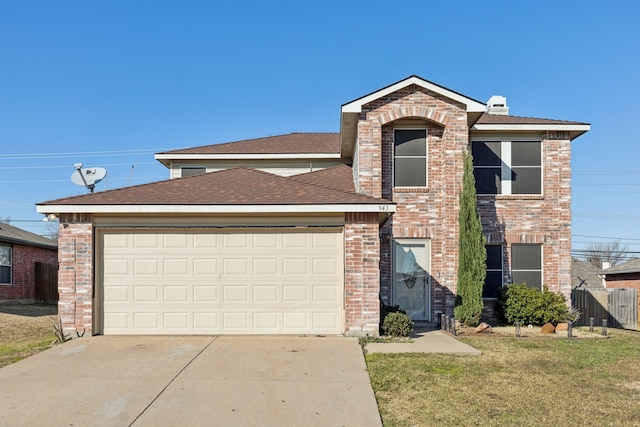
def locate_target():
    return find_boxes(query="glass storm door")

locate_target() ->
[392,239,430,321]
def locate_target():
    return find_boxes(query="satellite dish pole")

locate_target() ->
[71,163,107,193]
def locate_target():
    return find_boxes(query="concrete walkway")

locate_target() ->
[366,328,482,355]
[0,336,382,427]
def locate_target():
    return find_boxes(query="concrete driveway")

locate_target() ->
[0,336,382,426]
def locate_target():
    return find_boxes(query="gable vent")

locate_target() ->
[486,95,509,115]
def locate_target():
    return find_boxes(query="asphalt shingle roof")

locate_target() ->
[602,258,640,275]
[0,222,57,250]
[572,258,604,289]
[476,113,589,126]
[159,133,340,155]
[39,166,388,206]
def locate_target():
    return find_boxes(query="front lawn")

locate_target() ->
[0,304,58,368]
[366,328,640,426]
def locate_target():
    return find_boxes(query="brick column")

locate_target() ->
[344,212,380,336]
[58,214,93,336]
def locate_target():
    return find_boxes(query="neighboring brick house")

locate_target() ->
[0,222,58,302]
[38,75,589,336]
[572,257,605,290]
[601,259,640,290]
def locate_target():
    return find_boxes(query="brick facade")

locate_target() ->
[353,85,575,319]
[605,273,640,290]
[344,212,381,336]
[0,243,57,301]
[57,214,94,336]
[478,131,573,299]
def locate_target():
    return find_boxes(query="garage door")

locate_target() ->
[99,228,343,335]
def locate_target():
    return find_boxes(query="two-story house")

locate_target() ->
[38,75,589,337]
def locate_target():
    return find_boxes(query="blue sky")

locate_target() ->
[1,1,639,258]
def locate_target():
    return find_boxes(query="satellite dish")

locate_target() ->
[71,163,107,193]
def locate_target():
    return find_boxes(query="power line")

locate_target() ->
[0,161,158,170]
[573,234,640,241]
[0,147,179,160]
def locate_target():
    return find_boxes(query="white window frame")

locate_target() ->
[472,136,543,196]
[393,127,428,188]
[0,244,12,285]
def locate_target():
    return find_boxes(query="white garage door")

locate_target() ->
[99,228,343,335]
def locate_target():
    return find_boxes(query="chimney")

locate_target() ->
[486,95,509,115]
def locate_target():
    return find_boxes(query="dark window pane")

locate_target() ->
[394,130,426,156]
[395,158,426,187]
[0,266,10,283]
[474,168,501,194]
[512,141,541,166]
[472,141,501,166]
[182,167,206,177]
[512,244,541,270]
[486,245,502,269]
[511,167,541,194]
[483,271,503,298]
[512,271,542,290]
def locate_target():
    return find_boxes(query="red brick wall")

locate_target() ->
[478,131,573,300]
[352,85,575,318]
[344,212,381,336]
[58,214,94,336]
[0,243,57,301]
[354,85,468,318]
[605,273,640,289]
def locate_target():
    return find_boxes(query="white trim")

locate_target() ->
[342,76,486,114]
[37,204,396,214]
[155,153,342,161]
[472,124,590,132]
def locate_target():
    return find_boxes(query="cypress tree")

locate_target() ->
[454,151,486,327]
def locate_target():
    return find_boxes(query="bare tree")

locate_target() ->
[583,240,630,268]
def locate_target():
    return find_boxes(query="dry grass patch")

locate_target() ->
[0,304,58,368]
[366,329,640,426]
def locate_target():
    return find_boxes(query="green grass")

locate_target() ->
[366,329,640,426]
[0,305,58,368]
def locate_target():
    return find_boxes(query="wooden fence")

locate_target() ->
[572,288,638,330]
[35,262,58,304]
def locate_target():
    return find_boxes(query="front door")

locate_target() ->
[392,239,430,321]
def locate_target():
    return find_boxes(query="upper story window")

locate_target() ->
[472,139,541,195]
[181,167,206,177]
[394,129,427,187]
[0,245,11,284]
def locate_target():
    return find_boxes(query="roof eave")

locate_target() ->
[0,236,57,251]
[154,153,342,161]
[37,204,396,215]
[471,123,591,140]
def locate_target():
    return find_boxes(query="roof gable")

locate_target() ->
[341,75,486,114]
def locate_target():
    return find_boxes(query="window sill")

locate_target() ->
[477,194,544,200]
[394,187,430,193]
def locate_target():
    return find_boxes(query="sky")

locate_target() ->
[1,1,639,260]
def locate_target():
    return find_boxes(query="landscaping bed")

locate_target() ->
[0,304,58,368]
